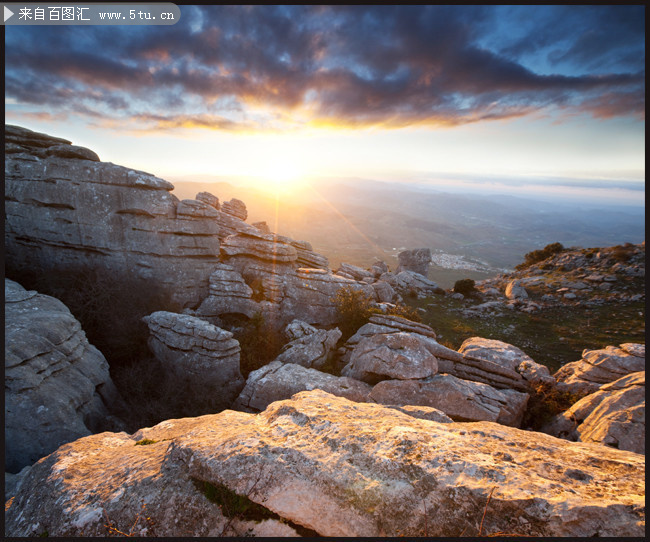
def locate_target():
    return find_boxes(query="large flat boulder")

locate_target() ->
[5,390,644,537]
[4,279,122,473]
[370,373,529,427]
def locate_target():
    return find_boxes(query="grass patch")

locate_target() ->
[410,296,645,373]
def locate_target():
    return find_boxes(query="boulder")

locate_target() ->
[458,337,554,387]
[289,239,329,270]
[284,319,318,341]
[195,191,219,209]
[335,262,374,281]
[196,263,257,319]
[370,373,529,427]
[387,270,440,298]
[5,279,122,473]
[505,280,528,300]
[233,361,372,412]
[142,311,244,409]
[221,198,248,221]
[275,327,342,370]
[543,371,645,454]
[5,125,221,308]
[342,332,438,384]
[554,344,645,395]
[371,280,396,303]
[396,248,431,276]
[5,390,645,537]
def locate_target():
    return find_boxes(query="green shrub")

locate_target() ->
[234,312,284,378]
[611,243,635,262]
[515,242,565,270]
[385,302,422,323]
[331,286,380,341]
[522,381,587,431]
[453,278,477,297]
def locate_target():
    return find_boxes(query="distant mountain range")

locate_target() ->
[168,176,645,277]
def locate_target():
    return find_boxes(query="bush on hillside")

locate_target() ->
[331,286,381,341]
[234,312,284,378]
[453,278,478,297]
[515,242,565,270]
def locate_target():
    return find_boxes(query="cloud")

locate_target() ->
[4,6,645,132]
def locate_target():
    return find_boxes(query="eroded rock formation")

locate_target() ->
[142,311,245,409]
[5,390,645,537]
[4,279,122,473]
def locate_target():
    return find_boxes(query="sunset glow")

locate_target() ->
[4,5,645,205]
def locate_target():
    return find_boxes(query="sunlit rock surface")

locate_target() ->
[544,371,645,454]
[4,279,122,473]
[5,390,644,537]
[554,343,645,395]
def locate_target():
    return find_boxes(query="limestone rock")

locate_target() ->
[388,270,440,298]
[459,337,554,387]
[371,259,389,277]
[554,344,645,395]
[142,311,244,409]
[335,262,374,281]
[284,319,318,341]
[5,390,645,537]
[5,125,221,308]
[290,240,329,270]
[195,191,220,209]
[505,280,528,299]
[252,220,271,233]
[275,326,342,370]
[342,332,438,384]
[233,361,372,412]
[221,198,247,221]
[543,371,645,454]
[371,280,396,303]
[396,248,431,276]
[5,279,122,473]
[221,231,298,263]
[370,373,529,427]
[196,263,257,319]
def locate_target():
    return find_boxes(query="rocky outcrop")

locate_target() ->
[505,280,528,300]
[233,362,372,412]
[396,248,431,276]
[196,263,257,319]
[384,270,441,298]
[4,279,122,473]
[342,332,438,384]
[543,371,645,454]
[335,262,374,281]
[289,239,329,270]
[458,337,554,387]
[554,343,645,395]
[370,374,529,427]
[5,125,222,308]
[275,323,342,370]
[342,316,529,392]
[5,390,645,537]
[142,311,244,409]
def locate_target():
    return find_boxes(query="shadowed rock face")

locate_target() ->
[5,125,222,309]
[5,390,645,537]
[4,279,123,473]
[142,311,245,410]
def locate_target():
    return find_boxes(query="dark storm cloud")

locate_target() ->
[5,5,645,130]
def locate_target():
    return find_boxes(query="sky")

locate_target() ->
[4,5,646,203]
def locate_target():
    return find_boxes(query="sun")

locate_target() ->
[256,158,305,194]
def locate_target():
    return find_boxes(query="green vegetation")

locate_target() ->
[234,312,284,378]
[611,242,637,262]
[332,286,382,341]
[453,278,478,297]
[332,285,422,341]
[522,381,588,430]
[134,439,158,446]
[515,242,565,270]
[408,295,645,373]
